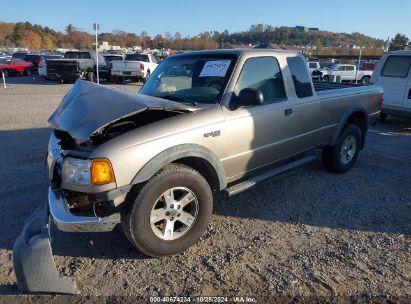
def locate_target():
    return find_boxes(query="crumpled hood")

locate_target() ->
[48,80,196,141]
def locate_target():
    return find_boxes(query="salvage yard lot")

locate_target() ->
[0,76,410,302]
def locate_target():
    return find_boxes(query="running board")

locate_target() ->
[222,155,318,198]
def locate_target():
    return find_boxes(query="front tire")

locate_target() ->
[121,164,213,257]
[322,124,361,173]
[2,69,9,78]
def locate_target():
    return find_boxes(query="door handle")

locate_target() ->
[408,88,411,99]
[285,108,294,116]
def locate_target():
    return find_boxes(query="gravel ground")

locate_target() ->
[0,76,410,303]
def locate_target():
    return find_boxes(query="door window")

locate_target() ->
[236,57,286,103]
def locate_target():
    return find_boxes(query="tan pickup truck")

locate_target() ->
[13,49,383,293]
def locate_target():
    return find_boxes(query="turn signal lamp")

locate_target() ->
[91,159,115,185]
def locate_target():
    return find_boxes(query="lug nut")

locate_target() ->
[170,217,174,221]
[165,212,170,216]
[177,213,180,217]
[170,204,174,209]
[177,205,181,209]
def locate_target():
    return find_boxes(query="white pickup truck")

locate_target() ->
[111,53,158,83]
[319,64,373,84]
[307,61,321,75]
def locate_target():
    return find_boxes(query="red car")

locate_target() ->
[0,58,33,77]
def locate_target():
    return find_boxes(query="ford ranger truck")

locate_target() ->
[13,49,383,294]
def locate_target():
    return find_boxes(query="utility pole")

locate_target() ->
[355,46,362,84]
[93,23,100,84]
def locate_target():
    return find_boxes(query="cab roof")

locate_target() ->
[171,48,301,58]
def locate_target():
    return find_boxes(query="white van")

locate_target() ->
[371,51,411,121]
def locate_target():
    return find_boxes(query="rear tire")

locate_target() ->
[86,71,95,82]
[322,124,361,173]
[361,76,371,84]
[121,164,213,257]
[379,113,388,123]
[24,68,32,76]
[142,71,150,84]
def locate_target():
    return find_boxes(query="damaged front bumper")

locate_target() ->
[12,203,79,294]
[49,187,120,233]
[13,187,121,294]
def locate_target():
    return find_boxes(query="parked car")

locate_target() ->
[307,61,321,75]
[111,53,158,83]
[371,51,411,121]
[358,61,378,71]
[103,54,123,81]
[23,54,42,73]
[11,51,28,59]
[311,66,330,80]
[319,64,373,84]
[13,49,384,294]
[38,54,64,78]
[0,58,33,77]
[46,51,109,83]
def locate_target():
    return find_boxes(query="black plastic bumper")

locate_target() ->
[12,203,79,294]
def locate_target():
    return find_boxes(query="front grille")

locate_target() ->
[54,130,76,150]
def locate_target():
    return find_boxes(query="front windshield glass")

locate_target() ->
[140,54,237,104]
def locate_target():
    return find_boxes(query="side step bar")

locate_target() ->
[222,155,318,198]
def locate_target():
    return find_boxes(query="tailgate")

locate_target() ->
[47,60,79,72]
[123,60,142,71]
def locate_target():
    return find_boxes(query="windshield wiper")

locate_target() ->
[156,94,197,106]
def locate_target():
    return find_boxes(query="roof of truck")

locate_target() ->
[171,48,300,58]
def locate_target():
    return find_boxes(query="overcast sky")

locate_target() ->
[1,0,410,40]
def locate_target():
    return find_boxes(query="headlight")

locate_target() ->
[62,158,115,186]
[62,158,92,185]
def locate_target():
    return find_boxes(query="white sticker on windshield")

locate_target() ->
[199,60,231,77]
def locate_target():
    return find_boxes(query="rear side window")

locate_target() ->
[236,57,286,102]
[125,54,149,62]
[346,66,355,71]
[381,56,411,78]
[287,57,313,98]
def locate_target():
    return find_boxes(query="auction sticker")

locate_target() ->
[199,60,231,77]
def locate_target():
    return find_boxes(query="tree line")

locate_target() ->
[0,21,407,53]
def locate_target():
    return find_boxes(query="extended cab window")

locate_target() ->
[381,56,411,78]
[236,57,286,102]
[346,66,355,71]
[309,62,317,69]
[287,57,313,98]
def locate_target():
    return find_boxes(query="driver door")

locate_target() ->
[221,57,298,180]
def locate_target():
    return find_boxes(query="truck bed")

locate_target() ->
[313,80,369,92]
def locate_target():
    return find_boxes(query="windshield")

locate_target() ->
[140,54,237,104]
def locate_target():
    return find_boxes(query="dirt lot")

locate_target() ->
[0,76,410,303]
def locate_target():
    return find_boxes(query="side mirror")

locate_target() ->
[236,88,264,108]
